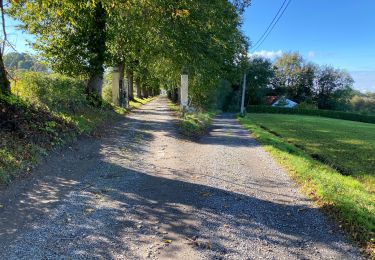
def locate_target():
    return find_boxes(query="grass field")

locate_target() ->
[239,113,375,256]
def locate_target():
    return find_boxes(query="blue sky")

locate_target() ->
[243,0,375,92]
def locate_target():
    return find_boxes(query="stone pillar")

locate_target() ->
[180,74,188,110]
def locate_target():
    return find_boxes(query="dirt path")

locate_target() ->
[0,96,362,259]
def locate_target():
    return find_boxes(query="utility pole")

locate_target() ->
[240,73,247,116]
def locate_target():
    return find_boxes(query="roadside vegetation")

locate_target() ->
[239,114,375,256]
[168,101,216,138]
[0,1,249,183]
[0,71,153,184]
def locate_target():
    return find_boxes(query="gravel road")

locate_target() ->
[0,96,362,259]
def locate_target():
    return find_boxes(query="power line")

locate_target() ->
[251,0,292,52]
[251,0,288,50]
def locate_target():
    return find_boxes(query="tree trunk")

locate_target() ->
[86,1,106,97]
[136,77,141,98]
[141,83,148,98]
[118,62,128,108]
[0,52,9,94]
[127,69,134,101]
[87,73,103,96]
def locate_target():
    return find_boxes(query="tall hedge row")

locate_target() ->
[247,105,375,124]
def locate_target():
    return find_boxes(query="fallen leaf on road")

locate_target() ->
[163,239,172,244]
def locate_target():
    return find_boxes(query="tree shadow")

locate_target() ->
[0,161,358,258]
[0,97,360,259]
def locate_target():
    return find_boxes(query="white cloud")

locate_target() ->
[248,50,283,60]
[307,51,316,58]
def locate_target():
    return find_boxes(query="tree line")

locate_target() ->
[245,52,361,111]
[0,0,250,109]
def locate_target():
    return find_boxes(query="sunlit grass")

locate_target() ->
[239,114,375,256]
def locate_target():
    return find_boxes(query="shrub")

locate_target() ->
[11,71,87,112]
[102,83,112,104]
[247,105,375,124]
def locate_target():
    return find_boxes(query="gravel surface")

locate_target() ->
[0,96,363,259]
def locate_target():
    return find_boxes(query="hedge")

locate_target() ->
[247,105,375,124]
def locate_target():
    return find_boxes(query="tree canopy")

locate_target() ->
[7,0,249,106]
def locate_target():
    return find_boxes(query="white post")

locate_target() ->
[180,74,188,111]
[240,73,247,116]
[112,67,120,105]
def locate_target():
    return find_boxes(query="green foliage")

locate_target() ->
[4,52,48,71]
[351,94,375,114]
[9,0,248,107]
[239,114,375,255]
[296,102,318,110]
[247,105,375,124]
[12,71,87,111]
[315,66,354,110]
[0,92,76,183]
[247,52,355,111]
[246,57,274,105]
[168,100,215,137]
[179,112,215,138]
[272,52,315,102]
[102,84,112,104]
[2,70,154,183]
[9,0,110,94]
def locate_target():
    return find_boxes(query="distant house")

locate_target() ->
[265,96,278,105]
[266,96,298,108]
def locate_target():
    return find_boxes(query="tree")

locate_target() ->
[314,66,354,110]
[272,52,316,103]
[9,0,109,96]
[246,57,274,105]
[4,52,48,71]
[9,0,249,108]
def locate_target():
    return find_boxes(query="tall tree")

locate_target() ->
[314,66,354,110]
[9,0,109,96]
[246,57,274,105]
[273,52,315,103]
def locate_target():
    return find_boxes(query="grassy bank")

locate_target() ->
[0,71,153,184]
[168,101,216,138]
[239,114,374,256]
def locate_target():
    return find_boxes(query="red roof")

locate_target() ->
[265,96,278,105]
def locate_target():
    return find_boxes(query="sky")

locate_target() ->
[242,0,375,92]
[4,1,375,92]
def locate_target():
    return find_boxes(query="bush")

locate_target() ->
[102,84,112,103]
[11,71,87,112]
[351,95,375,114]
[247,105,375,124]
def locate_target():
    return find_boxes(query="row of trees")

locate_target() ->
[4,52,48,72]
[246,52,355,110]
[0,0,250,109]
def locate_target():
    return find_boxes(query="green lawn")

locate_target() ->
[239,114,375,256]
[247,114,375,192]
